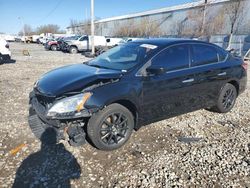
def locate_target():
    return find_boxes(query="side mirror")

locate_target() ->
[146,67,166,76]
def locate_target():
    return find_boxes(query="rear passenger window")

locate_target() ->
[192,44,218,66]
[152,45,189,71]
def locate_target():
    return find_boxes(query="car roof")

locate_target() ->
[132,38,214,48]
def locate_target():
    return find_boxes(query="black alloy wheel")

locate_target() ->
[212,83,237,113]
[100,113,129,145]
[87,103,134,150]
[222,88,236,110]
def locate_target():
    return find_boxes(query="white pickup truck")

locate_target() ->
[66,35,108,54]
[0,38,11,64]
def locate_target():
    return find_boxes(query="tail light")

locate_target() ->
[242,61,248,70]
[5,44,9,49]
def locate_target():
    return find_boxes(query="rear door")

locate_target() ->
[190,43,229,108]
[141,44,200,123]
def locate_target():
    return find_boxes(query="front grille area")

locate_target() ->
[30,90,60,127]
[32,88,55,108]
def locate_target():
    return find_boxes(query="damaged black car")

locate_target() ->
[29,39,247,150]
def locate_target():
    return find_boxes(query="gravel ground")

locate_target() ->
[0,42,249,188]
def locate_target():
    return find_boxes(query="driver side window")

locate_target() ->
[152,44,190,72]
[79,36,88,41]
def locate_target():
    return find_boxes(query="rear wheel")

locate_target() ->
[212,83,237,113]
[51,45,57,51]
[69,46,78,54]
[87,103,134,150]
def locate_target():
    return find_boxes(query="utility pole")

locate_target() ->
[18,17,26,43]
[91,0,95,55]
[201,0,208,36]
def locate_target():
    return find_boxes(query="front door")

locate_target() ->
[140,44,200,124]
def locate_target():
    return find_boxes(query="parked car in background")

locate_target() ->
[25,36,33,43]
[14,36,22,42]
[20,36,32,43]
[106,37,123,47]
[0,38,11,64]
[65,35,107,54]
[28,39,247,150]
[117,37,142,45]
[38,37,53,45]
[59,35,81,52]
[21,36,26,43]
[85,37,124,57]
[32,35,40,43]
[2,35,15,42]
[44,38,63,51]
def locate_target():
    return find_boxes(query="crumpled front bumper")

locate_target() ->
[29,92,60,127]
[28,99,65,141]
[28,91,91,145]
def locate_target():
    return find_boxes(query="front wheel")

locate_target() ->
[212,83,237,113]
[69,46,78,54]
[51,45,57,51]
[87,103,134,150]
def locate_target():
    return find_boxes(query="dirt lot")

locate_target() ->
[0,42,249,187]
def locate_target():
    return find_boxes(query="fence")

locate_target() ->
[161,34,250,57]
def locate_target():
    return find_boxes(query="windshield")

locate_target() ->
[88,43,158,71]
[64,35,81,41]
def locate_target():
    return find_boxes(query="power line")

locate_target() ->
[37,0,64,23]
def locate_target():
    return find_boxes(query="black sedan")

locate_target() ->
[29,39,247,150]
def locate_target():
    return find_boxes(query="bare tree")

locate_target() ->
[69,19,100,35]
[113,17,163,37]
[185,7,204,37]
[18,24,33,36]
[69,19,80,34]
[169,17,189,37]
[202,5,226,35]
[223,0,247,48]
[82,20,91,35]
[36,24,63,34]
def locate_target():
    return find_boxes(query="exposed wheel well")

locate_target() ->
[70,45,78,50]
[228,80,239,95]
[50,44,57,49]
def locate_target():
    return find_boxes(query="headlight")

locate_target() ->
[47,92,92,118]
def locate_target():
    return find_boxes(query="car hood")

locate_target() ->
[36,64,122,97]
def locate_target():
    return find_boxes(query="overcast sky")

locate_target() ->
[0,0,194,34]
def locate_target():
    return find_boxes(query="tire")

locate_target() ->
[212,83,237,113]
[69,46,78,54]
[51,45,57,51]
[87,103,134,150]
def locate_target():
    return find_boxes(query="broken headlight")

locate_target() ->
[47,92,92,118]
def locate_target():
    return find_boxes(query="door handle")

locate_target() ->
[182,78,194,83]
[217,72,227,76]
